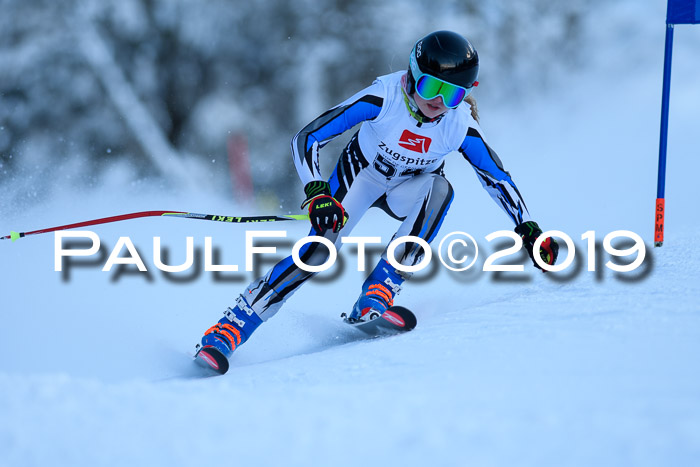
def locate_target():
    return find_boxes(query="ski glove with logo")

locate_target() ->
[301,181,349,235]
[514,220,559,271]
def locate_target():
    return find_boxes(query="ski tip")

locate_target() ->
[385,306,417,331]
[194,345,230,375]
[343,306,417,335]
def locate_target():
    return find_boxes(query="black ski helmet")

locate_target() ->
[407,30,479,94]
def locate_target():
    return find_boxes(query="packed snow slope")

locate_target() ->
[2,4,700,467]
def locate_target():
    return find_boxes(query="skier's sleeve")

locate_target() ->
[459,126,531,225]
[291,81,385,186]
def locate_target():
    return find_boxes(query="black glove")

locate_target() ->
[514,220,559,271]
[300,181,349,235]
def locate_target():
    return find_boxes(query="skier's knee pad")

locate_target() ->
[427,175,454,205]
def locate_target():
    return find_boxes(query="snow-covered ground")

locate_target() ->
[2,2,699,466]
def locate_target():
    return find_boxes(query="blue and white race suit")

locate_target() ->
[242,71,531,320]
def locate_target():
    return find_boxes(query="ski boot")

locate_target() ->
[194,295,262,374]
[347,258,405,322]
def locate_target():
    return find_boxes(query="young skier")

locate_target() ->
[196,30,559,370]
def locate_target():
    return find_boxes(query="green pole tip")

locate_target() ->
[10,231,20,242]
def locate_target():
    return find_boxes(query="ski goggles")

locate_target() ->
[414,73,473,108]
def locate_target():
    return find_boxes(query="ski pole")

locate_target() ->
[1,210,309,242]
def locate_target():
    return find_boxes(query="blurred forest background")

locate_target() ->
[1,0,606,210]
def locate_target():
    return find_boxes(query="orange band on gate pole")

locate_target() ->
[654,198,665,247]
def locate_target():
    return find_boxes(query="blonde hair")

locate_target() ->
[465,95,479,123]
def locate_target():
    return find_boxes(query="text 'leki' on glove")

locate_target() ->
[301,181,349,235]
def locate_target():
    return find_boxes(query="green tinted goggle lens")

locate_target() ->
[415,74,469,108]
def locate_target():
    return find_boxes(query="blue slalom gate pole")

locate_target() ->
[657,0,700,246]
[655,23,675,247]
